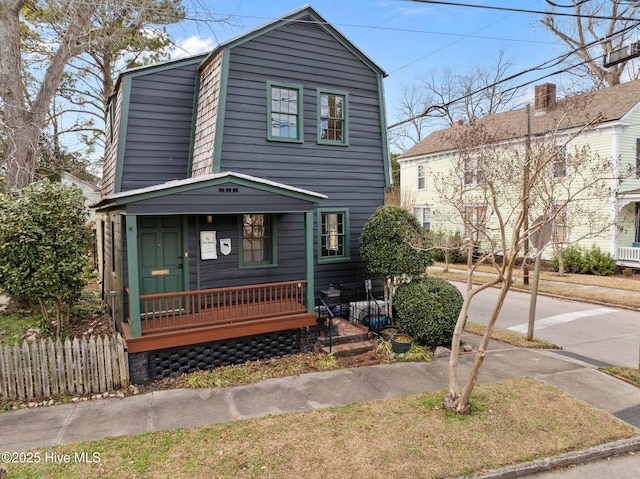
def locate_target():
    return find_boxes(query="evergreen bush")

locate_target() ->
[551,244,616,276]
[551,245,584,274]
[393,276,464,346]
[582,245,616,276]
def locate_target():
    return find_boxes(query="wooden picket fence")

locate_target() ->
[0,334,129,401]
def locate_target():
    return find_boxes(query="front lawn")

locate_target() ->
[5,377,637,479]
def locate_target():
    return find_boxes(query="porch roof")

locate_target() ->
[618,188,640,210]
[93,171,328,213]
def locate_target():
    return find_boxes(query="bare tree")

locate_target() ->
[431,98,620,414]
[390,48,522,152]
[0,0,185,190]
[539,0,640,87]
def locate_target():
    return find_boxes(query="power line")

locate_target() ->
[387,22,640,130]
[405,0,640,22]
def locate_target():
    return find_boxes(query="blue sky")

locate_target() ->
[167,1,564,141]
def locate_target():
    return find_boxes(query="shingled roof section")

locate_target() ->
[398,79,640,159]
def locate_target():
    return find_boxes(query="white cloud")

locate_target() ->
[171,35,217,59]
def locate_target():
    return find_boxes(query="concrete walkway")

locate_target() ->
[2,333,640,478]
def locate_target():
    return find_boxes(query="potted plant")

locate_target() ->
[391,333,413,354]
[379,326,398,340]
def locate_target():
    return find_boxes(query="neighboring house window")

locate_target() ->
[462,205,487,243]
[463,156,485,185]
[319,209,350,262]
[553,146,568,178]
[267,82,303,142]
[552,202,568,243]
[317,89,348,145]
[241,214,276,267]
[413,206,431,231]
[417,165,426,190]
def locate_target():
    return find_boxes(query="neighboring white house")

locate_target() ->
[61,171,100,223]
[398,80,640,268]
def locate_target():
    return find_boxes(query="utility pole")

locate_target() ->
[523,104,531,286]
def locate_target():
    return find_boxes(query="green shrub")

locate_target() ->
[551,245,584,274]
[551,244,616,276]
[0,180,89,336]
[429,230,467,264]
[360,206,433,280]
[582,245,616,276]
[393,277,464,346]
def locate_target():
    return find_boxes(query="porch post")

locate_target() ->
[305,210,315,312]
[125,214,142,337]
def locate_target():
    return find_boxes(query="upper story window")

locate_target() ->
[319,208,350,262]
[317,89,348,146]
[240,214,276,267]
[553,145,568,178]
[417,165,426,190]
[267,82,303,143]
[463,155,485,185]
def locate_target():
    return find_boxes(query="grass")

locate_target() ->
[464,321,560,349]
[5,377,637,479]
[429,263,640,309]
[0,312,42,345]
[600,366,640,387]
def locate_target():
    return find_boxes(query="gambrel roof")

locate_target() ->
[399,79,640,159]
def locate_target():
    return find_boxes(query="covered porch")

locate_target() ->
[122,280,317,353]
[94,171,328,355]
[617,190,640,268]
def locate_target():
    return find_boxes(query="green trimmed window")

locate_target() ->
[241,214,276,267]
[317,89,348,145]
[268,82,303,142]
[319,209,350,262]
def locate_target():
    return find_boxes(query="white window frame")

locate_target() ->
[413,206,431,231]
[417,165,426,190]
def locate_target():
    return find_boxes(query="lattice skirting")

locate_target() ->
[129,327,318,384]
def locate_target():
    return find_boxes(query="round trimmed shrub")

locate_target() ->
[393,277,464,346]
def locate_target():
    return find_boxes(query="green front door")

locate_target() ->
[138,216,184,297]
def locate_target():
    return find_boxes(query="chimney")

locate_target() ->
[535,83,556,111]
[452,120,464,127]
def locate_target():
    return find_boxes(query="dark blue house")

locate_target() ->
[95,6,390,382]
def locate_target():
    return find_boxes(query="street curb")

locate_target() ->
[461,436,640,478]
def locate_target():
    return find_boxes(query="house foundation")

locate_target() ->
[127,328,318,384]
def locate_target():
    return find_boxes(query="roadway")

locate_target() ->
[453,281,640,368]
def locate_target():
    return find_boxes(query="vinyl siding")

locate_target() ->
[188,214,306,291]
[119,62,201,192]
[216,18,387,291]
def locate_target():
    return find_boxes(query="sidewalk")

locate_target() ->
[1,333,640,477]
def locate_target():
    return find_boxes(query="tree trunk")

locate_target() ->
[453,278,512,414]
[0,0,87,190]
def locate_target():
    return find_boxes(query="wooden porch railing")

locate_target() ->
[618,247,640,263]
[138,281,308,335]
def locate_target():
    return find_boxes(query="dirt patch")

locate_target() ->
[336,350,386,368]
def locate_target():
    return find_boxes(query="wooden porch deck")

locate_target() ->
[122,281,317,353]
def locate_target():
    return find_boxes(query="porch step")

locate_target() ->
[320,339,376,357]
